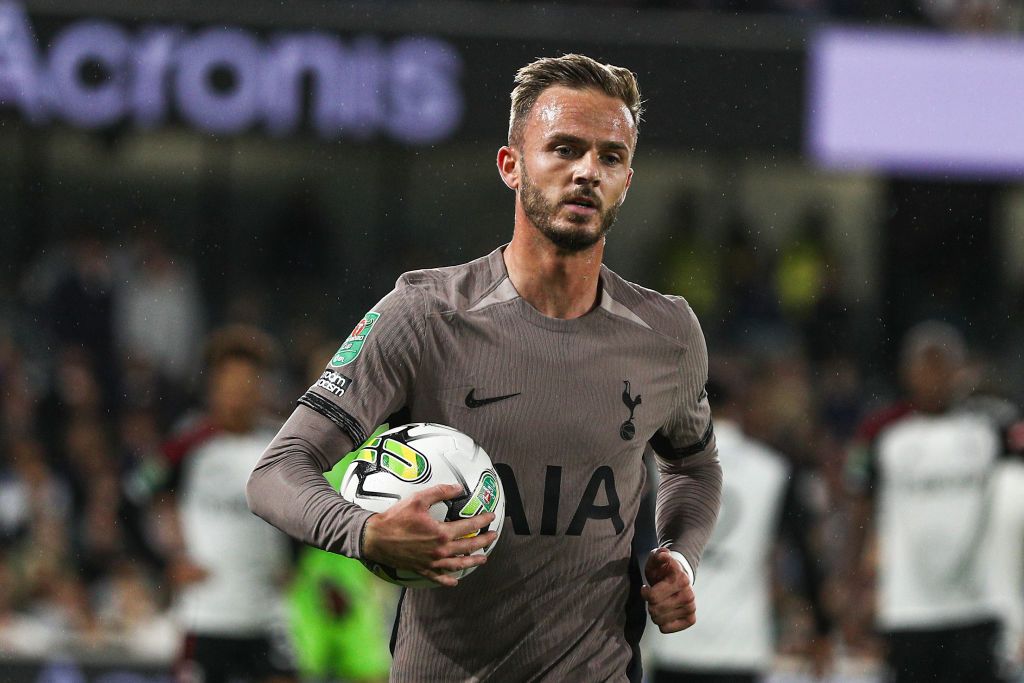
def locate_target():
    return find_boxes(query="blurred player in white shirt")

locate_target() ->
[647,375,832,683]
[160,326,294,683]
[846,321,1015,683]
[987,432,1024,679]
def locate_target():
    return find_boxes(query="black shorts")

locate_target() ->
[176,632,294,683]
[884,619,1000,683]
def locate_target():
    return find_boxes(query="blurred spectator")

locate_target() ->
[27,570,101,653]
[0,559,57,656]
[34,346,106,459]
[0,328,38,436]
[816,355,865,441]
[40,347,105,422]
[776,213,831,324]
[43,232,120,407]
[156,325,294,683]
[844,320,1014,682]
[114,233,206,389]
[720,216,786,348]
[743,350,820,468]
[655,194,722,320]
[0,436,70,550]
[93,559,179,661]
[774,211,856,361]
[0,435,86,656]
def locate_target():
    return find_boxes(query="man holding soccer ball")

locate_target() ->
[248,54,723,681]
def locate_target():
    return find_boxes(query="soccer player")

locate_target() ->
[987,424,1024,678]
[247,54,723,682]
[161,326,294,683]
[647,377,832,683]
[845,321,1014,683]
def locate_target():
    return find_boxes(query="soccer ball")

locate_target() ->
[339,423,505,588]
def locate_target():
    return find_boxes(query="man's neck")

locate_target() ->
[503,222,604,320]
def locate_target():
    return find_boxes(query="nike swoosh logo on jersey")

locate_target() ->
[465,389,521,408]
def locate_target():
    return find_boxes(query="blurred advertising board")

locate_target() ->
[808,27,1024,179]
[0,657,170,683]
[0,1,463,143]
[0,0,803,151]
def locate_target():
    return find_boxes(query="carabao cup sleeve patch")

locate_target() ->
[331,311,380,367]
[300,282,425,447]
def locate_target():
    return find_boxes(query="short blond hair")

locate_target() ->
[508,54,643,147]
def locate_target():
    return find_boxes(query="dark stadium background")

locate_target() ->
[1,1,1022,681]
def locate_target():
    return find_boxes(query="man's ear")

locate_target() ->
[497,146,519,190]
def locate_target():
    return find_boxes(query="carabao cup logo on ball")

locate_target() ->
[459,471,500,518]
[331,311,380,367]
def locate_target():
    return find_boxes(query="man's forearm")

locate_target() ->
[654,449,723,579]
[246,405,374,558]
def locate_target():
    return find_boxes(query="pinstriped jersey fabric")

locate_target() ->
[300,246,718,682]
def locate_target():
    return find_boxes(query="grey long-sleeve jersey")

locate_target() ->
[247,246,722,682]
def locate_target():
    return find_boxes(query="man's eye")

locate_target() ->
[555,146,573,157]
[602,155,621,165]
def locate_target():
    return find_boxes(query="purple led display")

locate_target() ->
[808,27,1024,178]
[0,1,464,144]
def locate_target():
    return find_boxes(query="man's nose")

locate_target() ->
[573,152,601,186]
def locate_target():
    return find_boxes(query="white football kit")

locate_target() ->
[648,420,790,671]
[987,459,1024,666]
[870,410,1000,629]
[171,423,291,634]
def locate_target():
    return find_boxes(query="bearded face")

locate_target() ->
[519,162,622,253]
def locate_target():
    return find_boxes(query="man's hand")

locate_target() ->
[362,483,497,587]
[641,548,696,633]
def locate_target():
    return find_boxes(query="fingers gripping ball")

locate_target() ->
[339,423,505,588]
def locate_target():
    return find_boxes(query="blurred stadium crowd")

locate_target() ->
[0,229,399,680]
[1,206,1021,681]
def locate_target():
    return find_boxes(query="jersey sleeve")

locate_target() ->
[246,277,426,560]
[650,300,722,578]
[298,278,426,447]
[647,300,715,463]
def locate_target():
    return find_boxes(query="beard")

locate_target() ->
[520,165,621,253]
